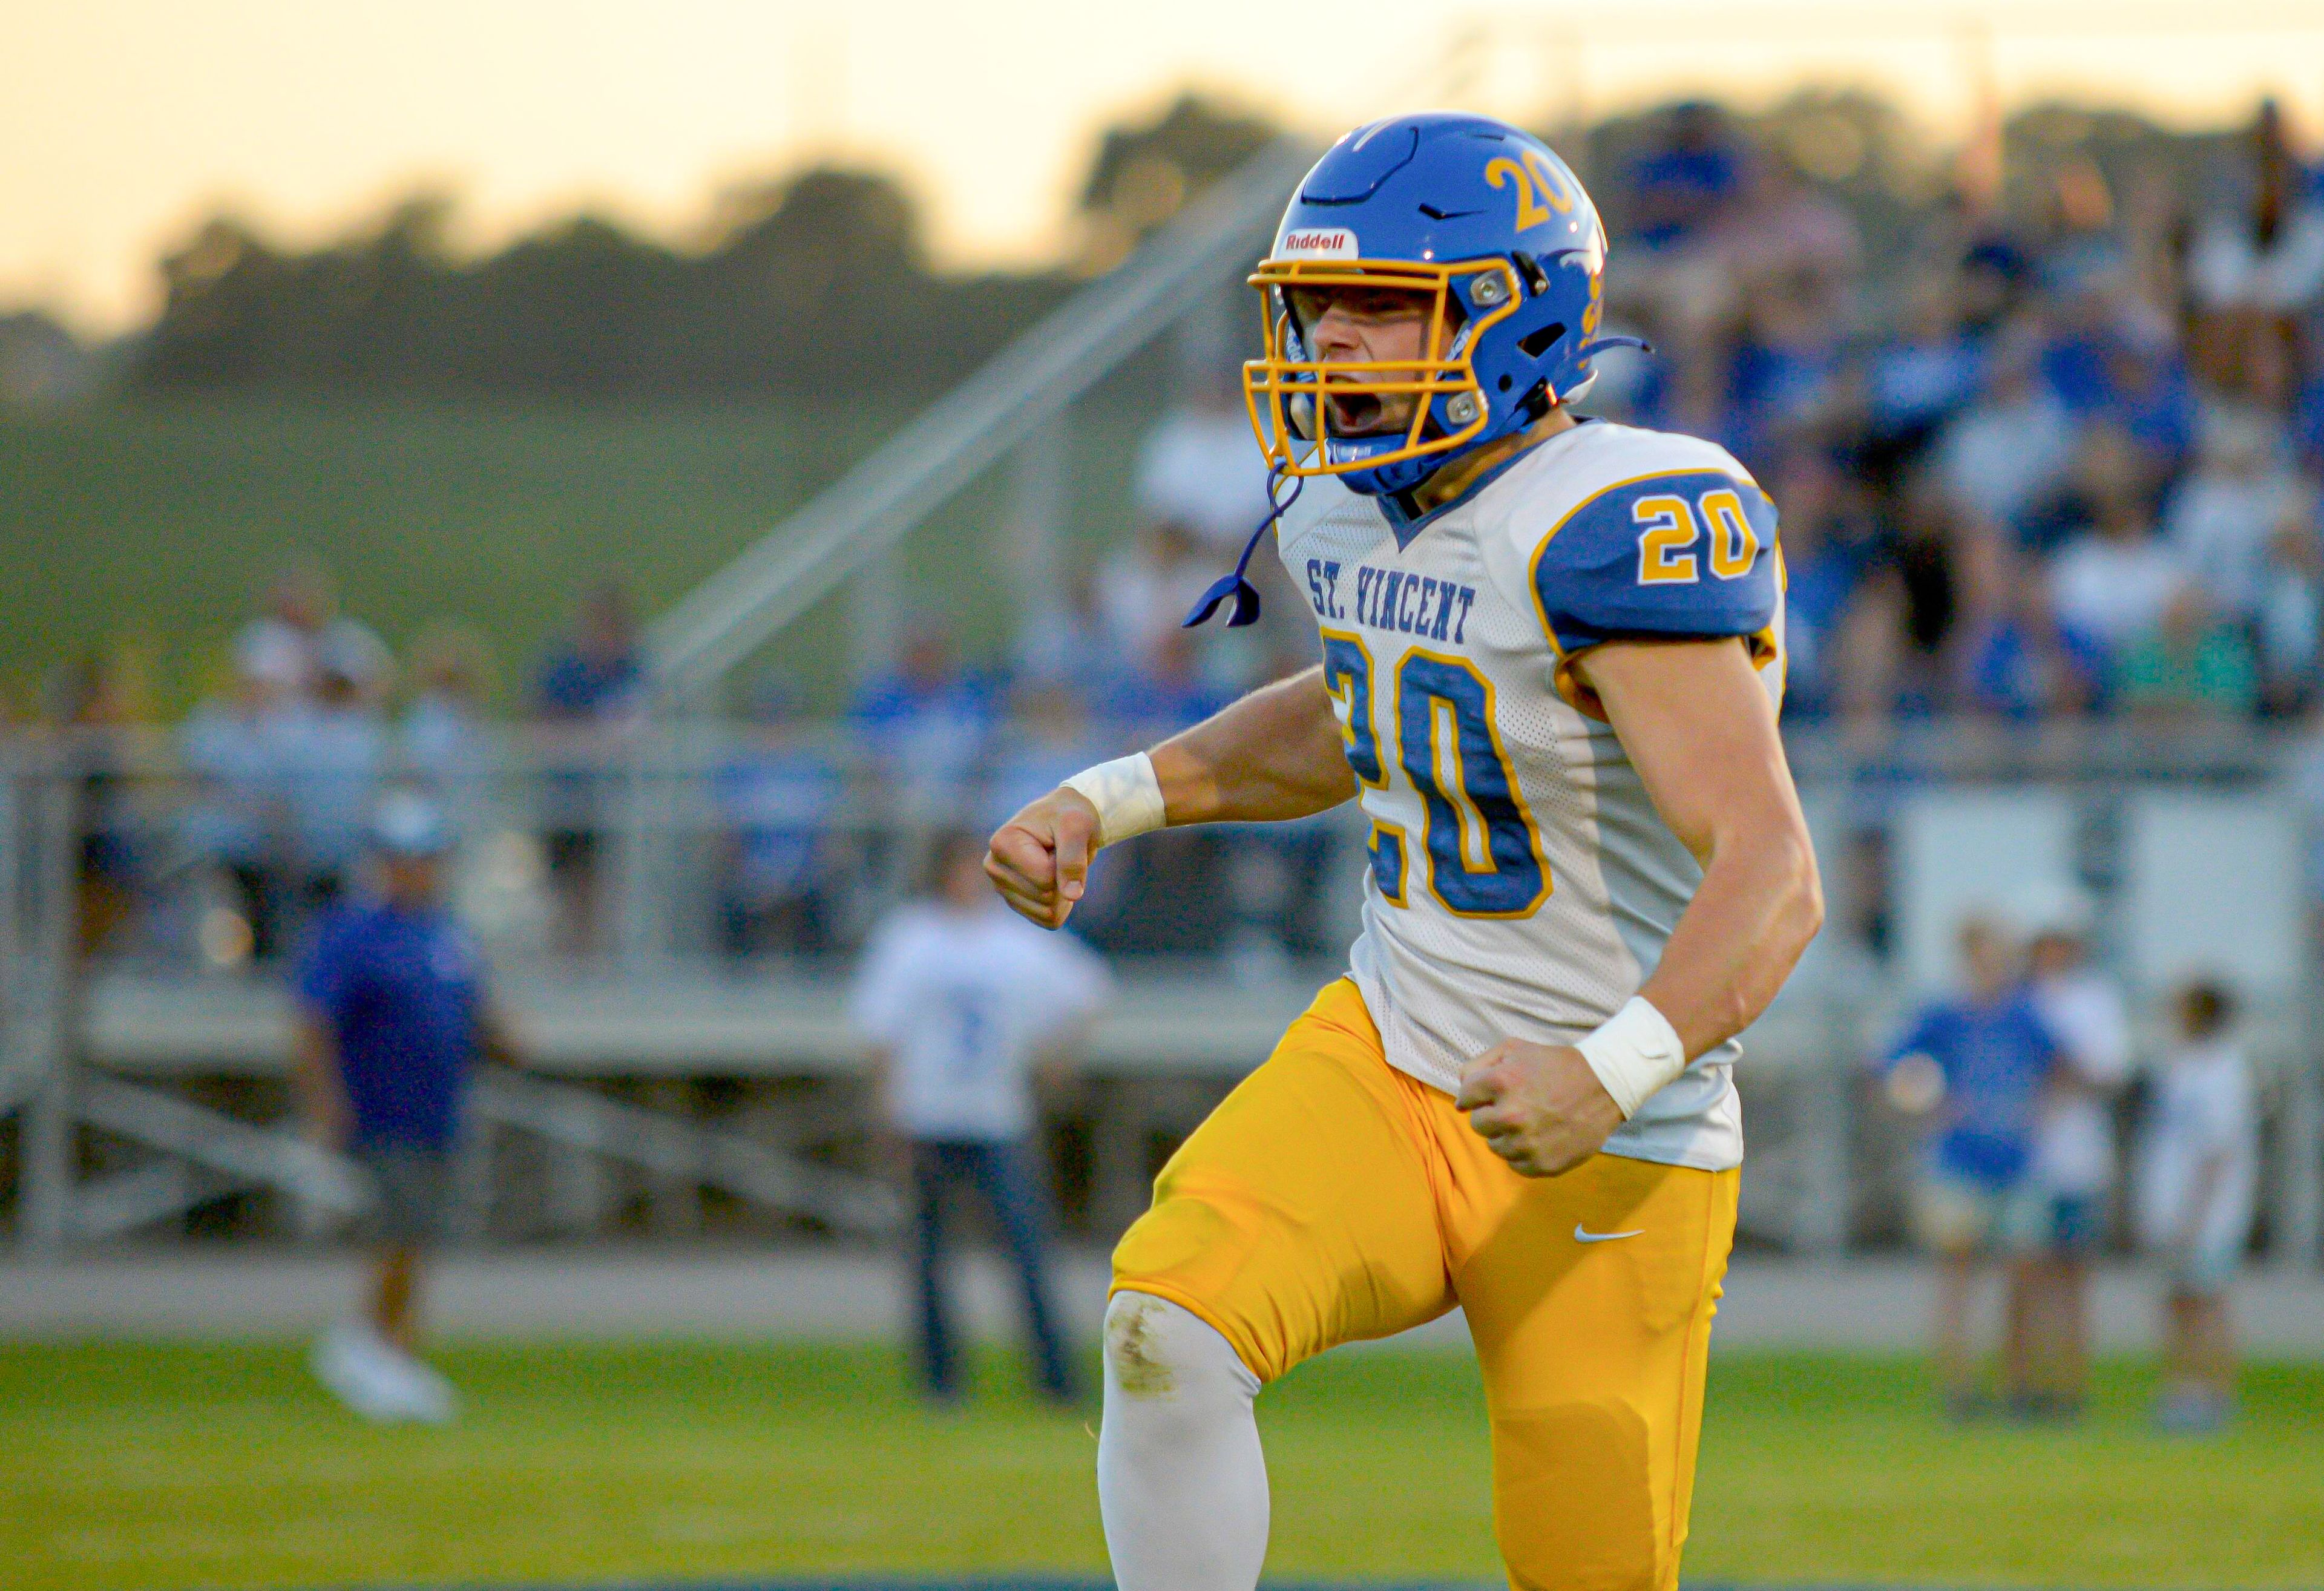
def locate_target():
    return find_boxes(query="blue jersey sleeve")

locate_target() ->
[1529,468,1780,655]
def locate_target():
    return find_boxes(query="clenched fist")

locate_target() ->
[1456,1039,1624,1177]
[985,787,1103,929]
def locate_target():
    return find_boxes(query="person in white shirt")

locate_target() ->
[852,830,1114,1405]
[235,559,392,707]
[2136,980,2260,1434]
[2162,407,2307,624]
[2015,885,2131,1418]
[2049,491,2188,662]
[1134,385,1276,559]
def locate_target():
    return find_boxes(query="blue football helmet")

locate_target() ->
[1242,112,1620,499]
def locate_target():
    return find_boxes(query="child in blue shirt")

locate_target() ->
[1879,913,2062,1416]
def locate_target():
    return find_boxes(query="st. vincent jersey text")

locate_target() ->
[1302,557,1480,645]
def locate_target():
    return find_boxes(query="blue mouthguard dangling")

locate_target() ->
[1183,467,1304,630]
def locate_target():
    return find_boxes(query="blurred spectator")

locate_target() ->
[848,618,997,821]
[1130,374,1310,689]
[2115,588,2259,721]
[275,651,386,914]
[715,682,842,959]
[1955,533,2100,721]
[1864,276,1986,458]
[2035,270,2192,472]
[2186,102,2324,320]
[401,621,496,837]
[1099,628,1235,741]
[1877,914,2061,1419]
[850,830,1112,1406]
[1718,278,1850,464]
[2018,422,2170,559]
[979,681,1109,836]
[236,558,390,707]
[533,582,645,957]
[1626,102,1744,255]
[297,791,522,1425]
[1934,344,2078,538]
[1012,569,1113,693]
[1758,448,1874,719]
[1134,377,1273,559]
[2017,886,2132,1420]
[47,649,149,958]
[1096,519,1216,683]
[2047,487,2184,668]
[1714,154,1862,321]
[2135,981,2259,1435]
[2255,494,2324,711]
[2164,407,2308,622]
[182,664,287,962]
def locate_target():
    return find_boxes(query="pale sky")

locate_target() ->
[7,0,2323,335]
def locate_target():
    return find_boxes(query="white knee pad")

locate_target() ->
[1097,1290,1268,1591]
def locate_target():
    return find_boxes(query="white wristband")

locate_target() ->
[1576,996,1689,1119]
[1062,752,1167,848]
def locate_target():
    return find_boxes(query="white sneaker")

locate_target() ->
[309,1324,411,1423]
[379,1345,459,1425]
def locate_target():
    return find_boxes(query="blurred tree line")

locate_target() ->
[136,94,1278,400]
[126,88,2228,401]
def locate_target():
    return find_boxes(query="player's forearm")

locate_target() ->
[1637,821,1822,1060]
[1147,666,1356,825]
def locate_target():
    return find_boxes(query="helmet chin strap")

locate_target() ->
[1183,468,1305,630]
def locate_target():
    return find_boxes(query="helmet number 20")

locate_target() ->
[1483,151,1575,232]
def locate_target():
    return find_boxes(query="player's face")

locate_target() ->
[1292,283,1452,436]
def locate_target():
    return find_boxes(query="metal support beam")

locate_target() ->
[69,1160,251,1242]
[1000,417,1070,632]
[471,1067,900,1236]
[644,136,1320,698]
[19,756,81,1250]
[76,1074,371,1213]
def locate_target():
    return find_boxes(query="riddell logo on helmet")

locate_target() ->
[1278,228,1359,258]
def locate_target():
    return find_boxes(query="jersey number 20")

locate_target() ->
[1322,635,1549,917]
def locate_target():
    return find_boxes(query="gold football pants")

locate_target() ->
[1112,978,1738,1591]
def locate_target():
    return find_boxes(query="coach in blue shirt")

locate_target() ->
[292,790,518,1420]
[1879,913,2061,1417]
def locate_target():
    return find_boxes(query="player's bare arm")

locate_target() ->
[1458,635,1823,1176]
[985,664,1352,929]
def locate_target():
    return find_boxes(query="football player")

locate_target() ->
[985,112,1822,1591]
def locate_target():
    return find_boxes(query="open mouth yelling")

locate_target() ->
[1325,389,1388,434]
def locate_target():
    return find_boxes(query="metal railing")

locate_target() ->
[1,720,2318,1268]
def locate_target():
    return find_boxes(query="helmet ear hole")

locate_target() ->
[1497,375,1514,392]
[1518,322,1566,360]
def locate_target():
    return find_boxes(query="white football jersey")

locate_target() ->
[850,902,1114,1143]
[1273,418,1786,1171]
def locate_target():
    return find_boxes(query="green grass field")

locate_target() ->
[4,1342,2318,1591]
[0,398,1153,713]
